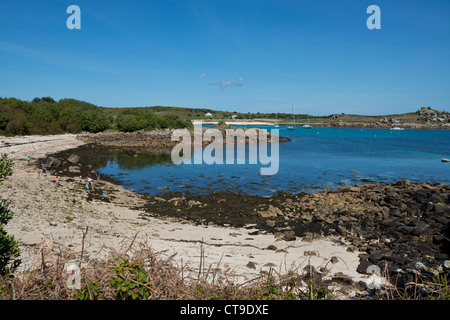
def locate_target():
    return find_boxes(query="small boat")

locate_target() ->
[303,111,312,129]
[287,105,295,130]
[390,127,404,131]
[274,113,279,128]
[442,158,450,163]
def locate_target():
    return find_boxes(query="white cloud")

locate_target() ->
[211,76,244,88]
[199,73,208,78]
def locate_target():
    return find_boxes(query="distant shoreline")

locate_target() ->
[193,120,450,130]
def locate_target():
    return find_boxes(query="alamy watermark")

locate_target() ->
[367,5,381,30]
[66,5,381,31]
[170,124,280,176]
[365,265,388,289]
[66,5,81,30]
[66,263,81,290]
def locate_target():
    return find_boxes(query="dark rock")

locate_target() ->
[336,225,347,235]
[412,226,430,236]
[369,253,384,264]
[427,194,443,204]
[389,273,406,289]
[385,254,407,266]
[434,217,449,225]
[283,231,296,241]
[357,260,373,274]
[423,202,434,212]
[332,272,354,286]
[415,190,428,203]
[434,203,450,214]
[407,204,422,217]
[385,193,399,206]
[395,179,412,188]
[45,156,61,167]
[399,202,408,212]
[399,226,415,235]
[330,256,339,264]
[381,218,402,228]
[303,265,316,274]
[67,154,80,164]
[433,234,445,245]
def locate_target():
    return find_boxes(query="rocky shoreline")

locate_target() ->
[42,138,450,293]
[77,128,291,149]
[2,133,450,298]
[137,181,450,288]
[280,122,450,130]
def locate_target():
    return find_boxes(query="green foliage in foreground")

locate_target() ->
[0,154,21,276]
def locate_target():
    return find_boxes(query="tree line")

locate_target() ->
[0,97,193,136]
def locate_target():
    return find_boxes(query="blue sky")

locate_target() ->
[0,0,449,116]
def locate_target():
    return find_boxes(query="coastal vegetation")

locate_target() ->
[1,96,448,137]
[0,97,192,136]
[0,154,21,276]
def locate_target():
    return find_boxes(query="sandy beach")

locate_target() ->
[0,134,368,295]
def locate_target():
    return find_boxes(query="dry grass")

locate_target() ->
[1,228,448,300]
[0,228,335,300]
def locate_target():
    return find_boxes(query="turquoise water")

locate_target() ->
[93,126,450,196]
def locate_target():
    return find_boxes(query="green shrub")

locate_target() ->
[109,258,152,300]
[0,154,21,276]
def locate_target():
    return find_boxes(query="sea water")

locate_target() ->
[91,126,450,196]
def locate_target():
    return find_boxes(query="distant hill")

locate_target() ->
[100,105,332,121]
[101,105,449,125]
[1,96,447,136]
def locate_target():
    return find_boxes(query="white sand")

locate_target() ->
[0,134,369,294]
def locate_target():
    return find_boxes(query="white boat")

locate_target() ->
[390,127,404,131]
[442,158,450,163]
[287,105,295,130]
[303,111,312,129]
[274,113,279,128]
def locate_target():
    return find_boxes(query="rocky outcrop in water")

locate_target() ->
[78,129,290,149]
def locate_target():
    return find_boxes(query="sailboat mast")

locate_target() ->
[292,104,294,125]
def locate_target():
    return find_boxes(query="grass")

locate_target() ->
[0,229,449,300]
[0,230,346,300]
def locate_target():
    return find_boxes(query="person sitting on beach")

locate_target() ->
[41,164,47,177]
[27,156,30,164]
[85,183,89,192]
[55,176,60,187]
